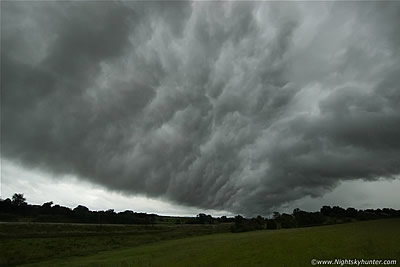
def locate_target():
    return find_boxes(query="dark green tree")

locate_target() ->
[12,193,26,206]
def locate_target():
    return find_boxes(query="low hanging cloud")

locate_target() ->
[2,1,400,215]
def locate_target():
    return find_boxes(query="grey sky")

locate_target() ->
[1,1,399,216]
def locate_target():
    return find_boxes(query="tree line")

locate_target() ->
[0,193,159,224]
[0,193,232,225]
[230,206,400,232]
[1,193,399,230]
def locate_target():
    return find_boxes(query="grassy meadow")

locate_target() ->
[1,219,399,266]
[0,223,231,266]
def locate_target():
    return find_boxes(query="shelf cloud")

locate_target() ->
[2,1,400,215]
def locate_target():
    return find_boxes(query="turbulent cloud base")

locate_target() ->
[2,1,400,215]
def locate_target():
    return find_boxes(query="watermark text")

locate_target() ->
[311,259,397,266]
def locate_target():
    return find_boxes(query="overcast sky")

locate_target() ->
[1,1,400,217]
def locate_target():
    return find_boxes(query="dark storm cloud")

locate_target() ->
[2,1,400,215]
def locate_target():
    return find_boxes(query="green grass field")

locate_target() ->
[1,219,399,266]
[0,223,231,266]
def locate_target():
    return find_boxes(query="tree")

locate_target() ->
[332,206,346,218]
[41,201,54,214]
[293,208,300,214]
[73,205,89,213]
[230,215,247,232]
[105,209,115,214]
[320,206,332,217]
[12,193,26,206]
[72,205,91,222]
[346,207,358,218]
[272,211,280,219]
[196,213,214,224]
[293,210,323,227]
[277,213,297,228]
[266,219,277,229]
[42,201,53,208]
